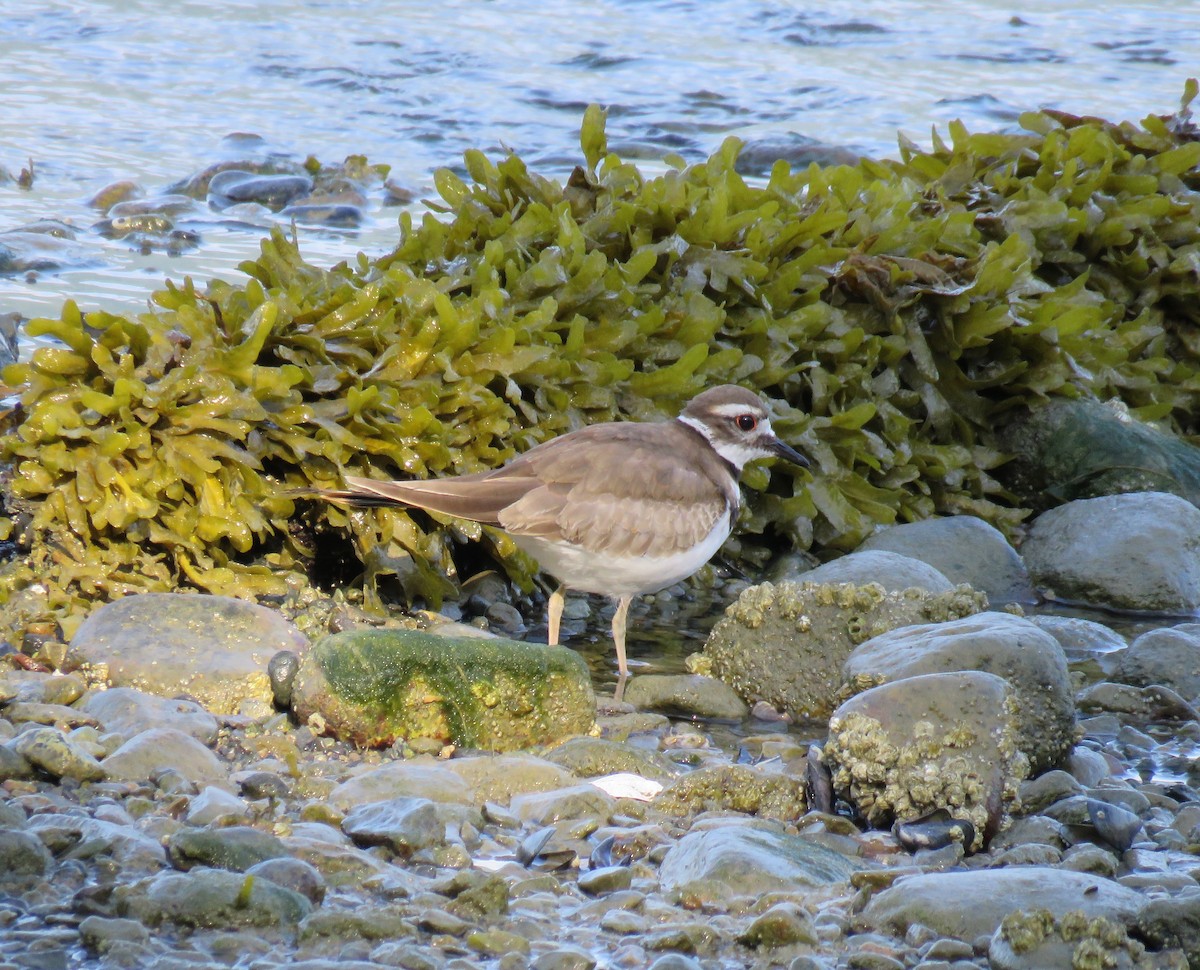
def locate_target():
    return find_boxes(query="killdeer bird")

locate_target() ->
[311,384,809,677]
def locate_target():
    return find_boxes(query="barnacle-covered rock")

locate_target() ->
[697,581,987,718]
[823,670,1028,850]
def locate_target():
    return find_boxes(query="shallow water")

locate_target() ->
[1,0,1198,320]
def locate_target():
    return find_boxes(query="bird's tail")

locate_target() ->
[295,474,529,525]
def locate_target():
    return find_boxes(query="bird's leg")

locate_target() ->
[611,594,632,678]
[547,585,565,646]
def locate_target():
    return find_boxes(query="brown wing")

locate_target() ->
[497,422,735,557]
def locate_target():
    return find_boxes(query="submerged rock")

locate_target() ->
[116,868,312,928]
[1020,492,1200,613]
[824,670,1027,849]
[658,821,861,904]
[622,673,749,720]
[842,611,1074,774]
[289,628,594,749]
[700,581,987,718]
[67,593,309,715]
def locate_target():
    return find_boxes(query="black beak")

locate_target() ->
[769,437,810,468]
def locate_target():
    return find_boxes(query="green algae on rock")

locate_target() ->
[697,581,988,718]
[288,628,595,749]
[4,89,1200,637]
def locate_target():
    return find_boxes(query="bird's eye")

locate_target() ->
[736,413,758,432]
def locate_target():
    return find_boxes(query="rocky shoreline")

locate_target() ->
[2,489,1200,968]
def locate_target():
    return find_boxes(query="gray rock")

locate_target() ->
[858,516,1036,604]
[327,761,474,812]
[78,915,151,949]
[1137,893,1200,967]
[80,687,219,744]
[622,674,749,720]
[25,814,166,870]
[737,901,818,947]
[186,786,250,825]
[1114,624,1200,701]
[782,549,954,595]
[509,784,617,825]
[860,867,1146,941]
[0,743,34,781]
[0,829,53,880]
[989,908,1149,970]
[1027,615,1127,661]
[1021,492,1200,612]
[117,867,312,927]
[658,821,861,904]
[825,670,1025,849]
[245,857,326,905]
[167,825,290,872]
[10,725,106,781]
[843,611,1075,773]
[342,797,443,856]
[68,592,309,715]
[577,865,633,896]
[101,728,227,786]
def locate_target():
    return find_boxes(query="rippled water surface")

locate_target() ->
[1,0,1198,319]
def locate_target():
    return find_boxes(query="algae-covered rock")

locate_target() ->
[824,670,1028,849]
[289,628,595,749]
[67,593,309,715]
[1000,398,1200,513]
[652,764,807,820]
[842,612,1075,775]
[989,910,1153,970]
[1021,492,1200,612]
[700,581,987,718]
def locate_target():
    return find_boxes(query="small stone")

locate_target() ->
[737,901,818,947]
[342,797,443,856]
[101,728,227,786]
[11,726,106,781]
[0,829,53,881]
[578,865,633,896]
[185,786,249,825]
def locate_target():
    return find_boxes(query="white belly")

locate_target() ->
[510,510,733,599]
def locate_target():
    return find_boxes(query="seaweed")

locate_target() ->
[3,86,1200,639]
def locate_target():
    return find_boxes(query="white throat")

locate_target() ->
[678,414,772,472]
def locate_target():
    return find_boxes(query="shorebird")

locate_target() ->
[310,384,809,677]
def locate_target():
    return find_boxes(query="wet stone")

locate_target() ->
[69,593,309,715]
[11,726,106,781]
[342,796,443,856]
[246,856,326,905]
[623,674,749,720]
[577,865,633,896]
[737,901,819,947]
[167,825,290,871]
[101,728,228,786]
[0,829,53,880]
[116,867,312,927]
[185,785,249,825]
[80,688,219,745]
